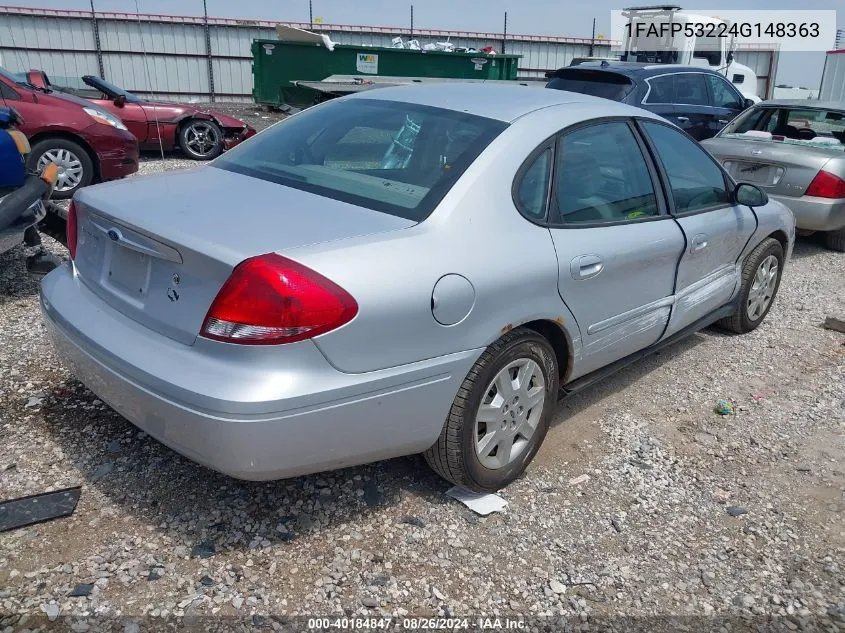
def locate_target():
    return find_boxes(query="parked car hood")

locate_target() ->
[135,101,247,128]
[74,165,416,266]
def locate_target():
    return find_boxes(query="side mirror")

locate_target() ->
[743,98,755,109]
[113,94,126,108]
[735,182,768,207]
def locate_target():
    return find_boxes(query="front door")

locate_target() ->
[547,120,686,379]
[638,120,757,337]
[703,73,747,139]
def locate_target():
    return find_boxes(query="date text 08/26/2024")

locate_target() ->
[307,618,526,630]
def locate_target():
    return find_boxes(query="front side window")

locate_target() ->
[706,75,744,109]
[214,98,507,222]
[553,121,659,225]
[641,121,730,213]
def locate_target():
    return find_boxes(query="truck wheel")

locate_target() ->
[27,138,93,200]
[424,328,558,492]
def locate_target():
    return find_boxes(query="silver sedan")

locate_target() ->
[40,84,795,492]
[702,99,845,251]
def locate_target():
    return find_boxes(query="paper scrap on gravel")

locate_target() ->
[446,487,507,515]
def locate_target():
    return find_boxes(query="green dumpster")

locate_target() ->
[252,39,522,107]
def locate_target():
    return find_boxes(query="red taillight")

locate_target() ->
[66,201,78,260]
[200,253,358,345]
[805,170,845,199]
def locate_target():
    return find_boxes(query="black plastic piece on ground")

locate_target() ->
[0,486,81,533]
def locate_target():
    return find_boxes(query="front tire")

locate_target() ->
[179,119,224,160]
[27,138,93,200]
[424,328,558,492]
[718,237,784,334]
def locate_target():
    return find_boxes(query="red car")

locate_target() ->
[1,67,139,199]
[27,71,257,162]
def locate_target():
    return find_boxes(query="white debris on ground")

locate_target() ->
[0,103,843,627]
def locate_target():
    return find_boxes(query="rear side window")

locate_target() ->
[645,73,708,105]
[214,98,506,222]
[546,70,634,101]
[515,148,551,221]
[641,121,730,213]
[553,122,659,224]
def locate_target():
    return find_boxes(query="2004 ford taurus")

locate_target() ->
[40,84,796,492]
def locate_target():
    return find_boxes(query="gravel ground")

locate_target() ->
[1,104,844,631]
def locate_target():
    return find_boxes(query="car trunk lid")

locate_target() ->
[704,135,843,198]
[71,166,415,345]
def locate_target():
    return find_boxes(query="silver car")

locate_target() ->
[40,85,795,492]
[702,99,845,251]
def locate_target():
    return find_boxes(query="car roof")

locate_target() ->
[553,62,728,79]
[345,83,613,122]
[755,99,845,111]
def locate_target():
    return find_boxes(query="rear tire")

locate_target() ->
[179,119,224,161]
[27,138,93,200]
[424,328,558,493]
[718,237,784,334]
[822,227,845,252]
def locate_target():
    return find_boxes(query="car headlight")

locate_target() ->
[83,107,128,131]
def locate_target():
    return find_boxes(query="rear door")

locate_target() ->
[639,120,757,337]
[546,119,686,379]
[642,72,712,140]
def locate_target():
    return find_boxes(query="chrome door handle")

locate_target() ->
[717,118,729,124]
[690,233,708,253]
[676,116,690,122]
[570,254,604,280]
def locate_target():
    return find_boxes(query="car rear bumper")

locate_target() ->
[40,263,478,481]
[80,125,140,182]
[770,194,845,232]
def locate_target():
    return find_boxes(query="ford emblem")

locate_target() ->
[107,229,120,241]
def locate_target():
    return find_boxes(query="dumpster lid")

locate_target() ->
[275,25,336,50]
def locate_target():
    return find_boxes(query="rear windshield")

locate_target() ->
[214,98,507,222]
[546,70,633,101]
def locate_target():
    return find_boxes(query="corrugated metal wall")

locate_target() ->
[820,51,845,102]
[0,5,778,102]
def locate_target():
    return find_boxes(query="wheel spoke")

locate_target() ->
[524,386,544,412]
[476,402,501,425]
[477,430,499,457]
[494,371,514,400]
[515,362,535,392]
[496,437,512,465]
